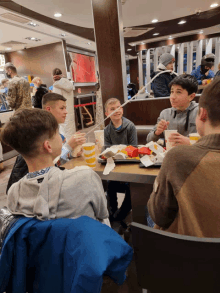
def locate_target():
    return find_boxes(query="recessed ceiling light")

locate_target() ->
[199,30,204,34]
[30,37,36,40]
[54,12,62,17]
[127,48,132,51]
[28,22,38,27]
[152,19,158,23]
[153,33,159,36]
[87,42,91,45]
[25,37,41,41]
[60,33,67,37]
[5,47,11,50]
[210,3,218,7]
[141,42,145,44]
[178,20,186,24]
[168,36,173,39]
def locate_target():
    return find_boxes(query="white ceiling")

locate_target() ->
[0,7,96,53]
[13,0,219,28]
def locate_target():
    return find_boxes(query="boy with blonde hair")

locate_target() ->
[104,98,137,222]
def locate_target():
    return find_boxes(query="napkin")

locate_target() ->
[103,157,115,175]
[140,155,154,167]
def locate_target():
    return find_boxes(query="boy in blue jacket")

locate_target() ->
[191,53,215,85]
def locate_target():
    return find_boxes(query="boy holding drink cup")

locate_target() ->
[148,77,220,237]
[147,74,198,148]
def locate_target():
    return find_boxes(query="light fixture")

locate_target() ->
[199,30,203,34]
[5,47,11,50]
[141,42,145,44]
[210,3,218,7]
[168,36,173,39]
[127,48,132,51]
[28,22,38,27]
[87,42,91,45]
[152,19,158,23]
[60,33,67,37]
[153,33,159,36]
[178,20,186,24]
[54,12,62,17]
[25,37,41,41]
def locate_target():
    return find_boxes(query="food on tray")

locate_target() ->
[145,141,165,155]
[138,147,151,156]
[114,153,127,160]
[125,146,139,157]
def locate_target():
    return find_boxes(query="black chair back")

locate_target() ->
[131,222,220,293]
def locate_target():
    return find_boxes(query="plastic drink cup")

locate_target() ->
[94,130,104,152]
[189,133,200,145]
[82,143,96,168]
[164,130,178,151]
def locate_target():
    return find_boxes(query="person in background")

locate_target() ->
[1,108,109,225]
[191,53,215,85]
[148,77,220,238]
[104,98,137,222]
[1,78,9,94]
[214,63,220,78]
[31,77,48,109]
[151,53,176,98]
[4,63,31,111]
[147,74,198,145]
[52,68,76,141]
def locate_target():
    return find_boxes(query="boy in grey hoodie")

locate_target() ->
[1,109,109,225]
[104,98,138,222]
[147,74,198,146]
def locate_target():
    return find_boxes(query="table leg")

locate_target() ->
[130,183,153,225]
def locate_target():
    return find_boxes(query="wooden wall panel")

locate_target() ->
[5,42,66,87]
[129,58,138,86]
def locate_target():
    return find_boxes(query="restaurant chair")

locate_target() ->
[131,222,220,293]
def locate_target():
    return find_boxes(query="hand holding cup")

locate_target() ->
[155,120,170,136]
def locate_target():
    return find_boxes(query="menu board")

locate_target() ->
[69,52,97,83]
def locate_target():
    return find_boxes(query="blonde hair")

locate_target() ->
[104,98,121,112]
[32,77,42,85]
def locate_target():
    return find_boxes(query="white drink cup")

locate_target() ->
[164,130,178,151]
[189,133,200,145]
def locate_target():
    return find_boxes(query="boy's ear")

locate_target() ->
[198,107,208,122]
[189,92,196,102]
[43,140,52,154]
[45,106,51,112]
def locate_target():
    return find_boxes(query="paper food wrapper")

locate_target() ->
[94,130,104,152]
[140,155,154,167]
[145,141,165,155]
[72,145,83,158]
[114,153,127,160]
[103,157,115,175]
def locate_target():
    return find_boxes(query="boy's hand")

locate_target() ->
[76,148,83,157]
[202,79,208,85]
[155,120,170,136]
[168,133,190,146]
[68,132,86,149]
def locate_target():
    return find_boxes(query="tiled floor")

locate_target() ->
[0,126,142,293]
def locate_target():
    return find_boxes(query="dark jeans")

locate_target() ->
[107,181,132,218]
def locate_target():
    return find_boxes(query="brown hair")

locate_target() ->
[104,98,121,111]
[199,76,220,127]
[1,108,58,158]
[52,68,62,76]
[42,93,66,108]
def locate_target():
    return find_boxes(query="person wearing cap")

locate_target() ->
[191,53,215,85]
[151,53,177,98]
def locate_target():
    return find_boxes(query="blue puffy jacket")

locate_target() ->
[0,216,133,293]
[151,71,176,98]
[191,65,214,85]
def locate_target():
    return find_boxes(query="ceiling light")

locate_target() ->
[5,47,11,50]
[199,30,203,34]
[127,48,132,51]
[28,22,38,27]
[168,36,173,39]
[210,3,218,7]
[60,33,67,37]
[87,42,91,45]
[54,12,62,17]
[30,37,36,40]
[25,37,41,41]
[141,42,145,44]
[178,20,186,24]
[153,33,159,36]
[152,19,158,23]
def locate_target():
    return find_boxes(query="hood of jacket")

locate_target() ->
[111,117,132,133]
[7,167,64,220]
[53,78,74,93]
